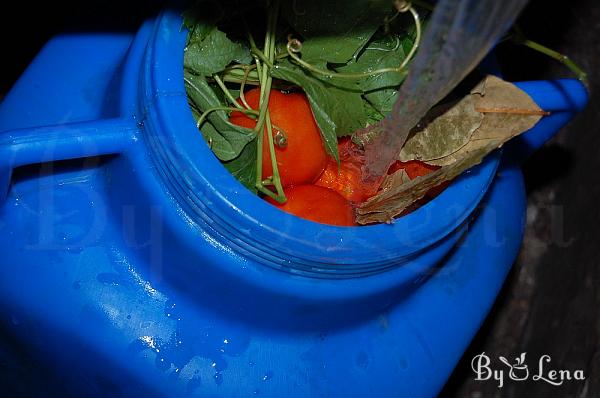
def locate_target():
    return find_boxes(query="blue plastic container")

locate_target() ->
[0,10,588,397]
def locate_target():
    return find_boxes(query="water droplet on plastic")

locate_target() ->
[262,371,273,382]
[156,356,170,371]
[214,373,223,385]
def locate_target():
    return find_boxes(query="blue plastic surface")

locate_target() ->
[0,9,588,398]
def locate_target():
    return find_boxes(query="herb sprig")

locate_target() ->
[183,0,423,200]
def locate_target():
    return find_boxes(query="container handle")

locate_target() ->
[507,79,588,164]
[0,117,139,202]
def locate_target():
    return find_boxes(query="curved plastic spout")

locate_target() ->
[0,118,138,204]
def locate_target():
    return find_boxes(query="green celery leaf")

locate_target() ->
[187,21,215,45]
[364,87,399,116]
[281,0,393,64]
[340,34,412,116]
[363,98,385,126]
[283,33,411,101]
[336,35,411,91]
[223,138,257,193]
[272,61,368,161]
[185,72,255,161]
[184,27,251,76]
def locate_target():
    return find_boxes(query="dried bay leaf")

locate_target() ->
[475,74,536,111]
[356,75,545,225]
[357,141,500,224]
[426,76,543,166]
[379,168,411,193]
[399,94,483,162]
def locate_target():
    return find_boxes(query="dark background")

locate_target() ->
[0,1,598,396]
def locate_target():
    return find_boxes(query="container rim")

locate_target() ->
[137,10,500,278]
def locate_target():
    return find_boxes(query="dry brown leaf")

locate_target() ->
[357,141,500,224]
[399,95,483,162]
[427,76,543,166]
[379,168,411,193]
[356,75,544,225]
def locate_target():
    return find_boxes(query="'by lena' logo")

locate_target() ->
[471,352,585,388]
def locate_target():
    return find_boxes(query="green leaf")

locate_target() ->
[298,34,410,116]
[187,21,215,45]
[272,61,368,161]
[280,0,393,64]
[300,36,372,66]
[223,139,257,192]
[336,35,412,115]
[363,98,385,126]
[364,87,399,116]
[336,35,410,91]
[184,27,251,76]
[185,72,255,161]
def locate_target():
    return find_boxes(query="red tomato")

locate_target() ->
[265,185,356,226]
[315,137,380,203]
[388,160,440,179]
[230,88,327,187]
[315,157,373,203]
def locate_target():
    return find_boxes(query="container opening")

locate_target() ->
[136,10,500,279]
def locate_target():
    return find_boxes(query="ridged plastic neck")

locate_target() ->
[135,10,499,279]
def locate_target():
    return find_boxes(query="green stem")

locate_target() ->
[512,35,588,85]
[253,59,264,186]
[253,59,266,190]
[256,112,286,202]
[219,67,260,84]
[250,44,275,68]
[245,20,261,55]
[221,75,260,86]
[196,106,258,128]
[213,75,244,109]
[253,0,286,202]
[239,68,253,109]
[263,110,285,201]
